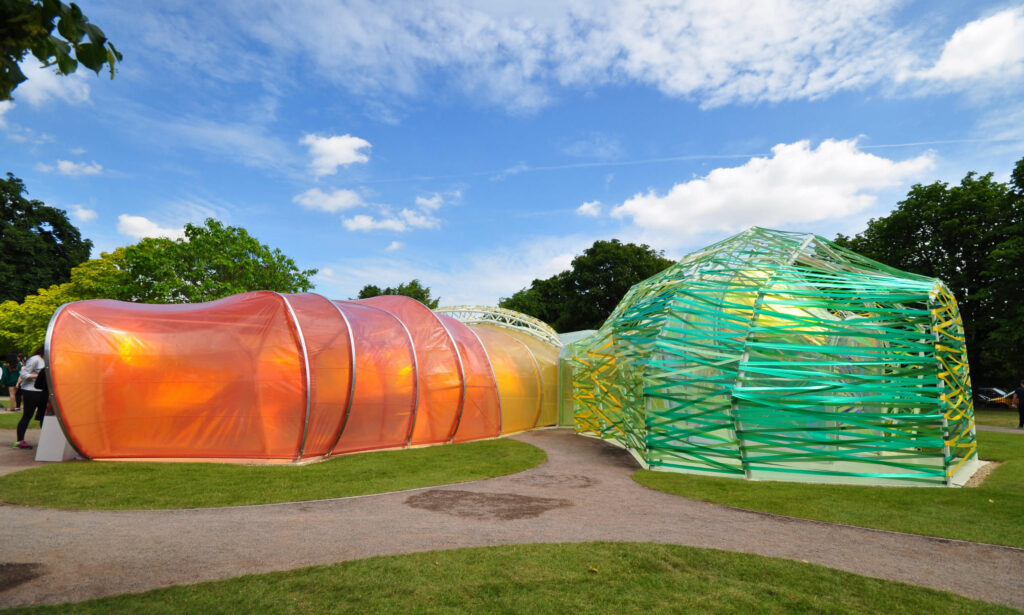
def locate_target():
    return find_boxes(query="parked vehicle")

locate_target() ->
[974,387,1015,408]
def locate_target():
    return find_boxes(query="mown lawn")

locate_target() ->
[2,542,1015,615]
[635,431,1024,548]
[0,438,545,510]
[975,408,1020,428]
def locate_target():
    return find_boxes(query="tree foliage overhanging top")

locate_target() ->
[0,172,93,303]
[117,218,318,304]
[0,218,319,352]
[499,239,674,332]
[835,156,1024,386]
[1,0,122,101]
[357,279,440,309]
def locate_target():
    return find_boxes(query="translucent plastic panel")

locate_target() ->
[470,326,540,434]
[362,296,463,445]
[494,328,560,427]
[49,292,304,460]
[437,314,501,441]
[284,293,353,459]
[331,301,416,454]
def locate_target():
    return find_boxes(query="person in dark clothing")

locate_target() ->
[14,346,45,449]
[1013,380,1024,429]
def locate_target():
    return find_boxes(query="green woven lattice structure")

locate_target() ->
[567,227,978,487]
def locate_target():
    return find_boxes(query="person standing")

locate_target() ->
[13,346,45,449]
[1013,379,1024,430]
[1,354,19,410]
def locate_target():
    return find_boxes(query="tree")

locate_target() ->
[0,218,319,351]
[0,247,125,351]
[500,239,674,332]
[1,0,122,101]
[115,219,317,304]
[0,172,93,303]
[835,157,1024,385]
[356,279,440,309]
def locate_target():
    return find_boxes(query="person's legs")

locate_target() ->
[15,390,38,442]
[5,385,13,409]
[1018,402,1024,428]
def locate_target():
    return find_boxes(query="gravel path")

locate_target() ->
[1,428,1022,610]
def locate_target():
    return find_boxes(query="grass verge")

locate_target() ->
[0,438,544,510]
[0,411,24,430]
[635,431,1024,548]
[975,408,1020,428]
[2,542,1014,615]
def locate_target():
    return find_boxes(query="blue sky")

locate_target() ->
[2,0,1023,306]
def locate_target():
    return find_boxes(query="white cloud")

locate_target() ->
[912,8,1024,82]
[0,100,12,127]
[610,139,935,248]
[343,214,407,232]
[14,61,90,107]
[36,160,104,176]
[301,133,372,177]
[415,193,443,211]
[577,200,602,217]
[385,241,403,252]
[342,207,440,233]
[117,215,186,240]
[293,188,365,212]
[153,1,923,113]
[69,205,98,223]
[399,208,439,229]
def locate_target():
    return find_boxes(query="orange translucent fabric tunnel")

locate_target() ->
[47,291,559,462]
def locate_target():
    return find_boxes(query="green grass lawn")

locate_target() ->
[635,431,1024,548]
[975,408,1020,428]
[0,409,24,429]
[1,542,1014,615]
[0,438,545,510]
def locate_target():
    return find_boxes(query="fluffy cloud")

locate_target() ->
[610,139,934,246]
[14,61,90,107]
[415,193,443,211]
[0,100,11,127]
[912,8,1024,82]
[69,205,98,223]
[293,188,364,212]
[301,133,371,177]
[117,215,186,240]
[139,1,928,112]
[36,160,103,176]
[577,200,602,217]
[343,214,407,232]
[385,241,403,252]
[343,207,439,233]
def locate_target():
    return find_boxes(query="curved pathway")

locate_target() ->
[1,429,1022,609]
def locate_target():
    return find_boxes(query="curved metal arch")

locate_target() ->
[334,300,420,447]
[44,300,88,459]
[274,293,313,462]
[434,306,562,348]
[308,293,358,460]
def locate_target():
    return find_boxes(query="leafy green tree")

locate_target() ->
[357,279,440,309]
[1,0,122,100]
[115,219,317,304]
[835,157,1024,385]
[0,172,93,303]
[0,247,125,351]
[500,239,674,332]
